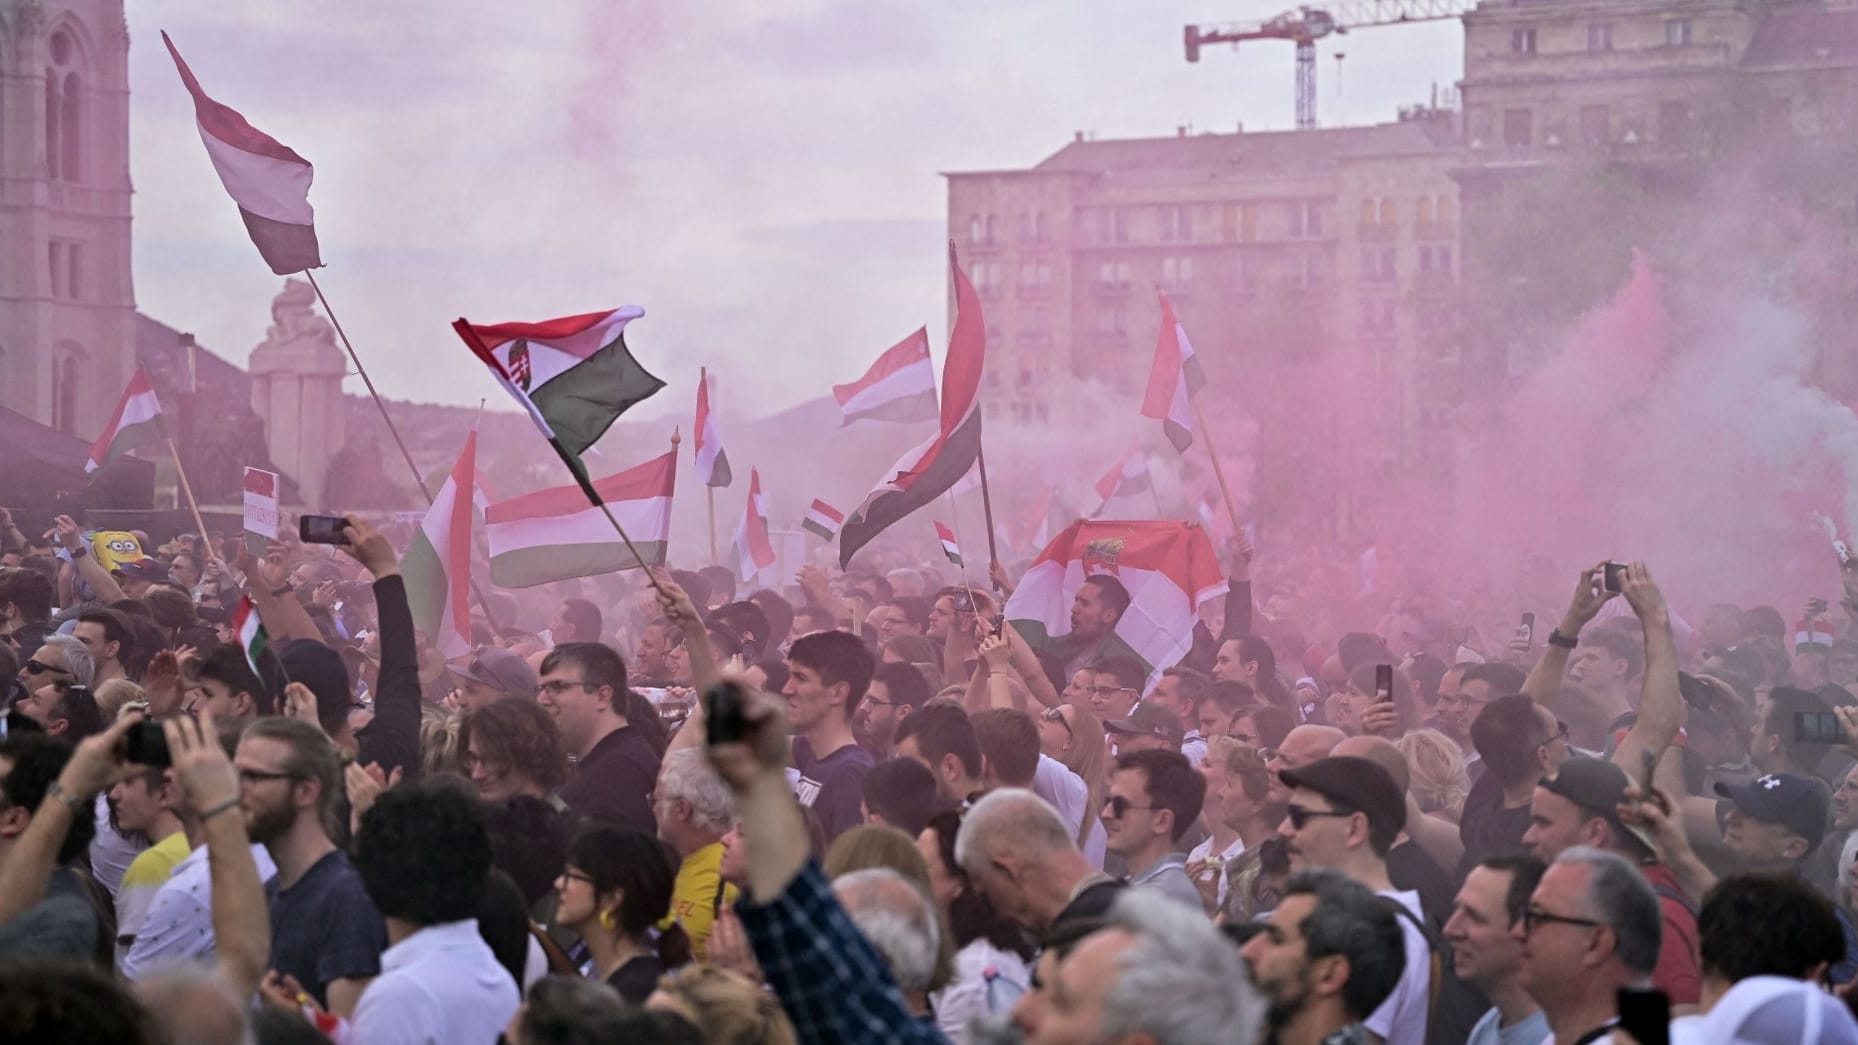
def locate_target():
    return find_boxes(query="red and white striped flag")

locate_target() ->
[833,328,939,427]
[161,32,321,276]
[802,499,844,541]
[732,468,776,584]
[402,429,477,657]
[695,367,733,488]
[1094,445,1153,513]
[1142,289,1205,453]
[935,521,964,567]
[1797,616,1836,653]
[87,368,165,474]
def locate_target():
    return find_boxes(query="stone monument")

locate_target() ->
[249,279,346,508]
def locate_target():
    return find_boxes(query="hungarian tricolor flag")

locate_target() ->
[487,451,674,588]
[834,328,939,427]
[1797,616,1837,654]
[161,32,321,276]
[935,521,964,567]
[694,367,733,488]
[402,429,477,658]
[839,248,987,567]
[803,499,844,542]
[1141,289,1205,453]
[1005,520,1224,689]
[231,596,269,677]
[453,307,665,459]
[732,468,776,584]
[87,368,165,475]
[1094,445,1153,514]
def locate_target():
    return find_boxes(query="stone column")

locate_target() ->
[248,278,346,508]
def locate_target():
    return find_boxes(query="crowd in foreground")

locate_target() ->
[4,506,1858,1044]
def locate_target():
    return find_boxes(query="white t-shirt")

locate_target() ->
[1367,889,1431,1045]
[1032,754,1105,869]
[1186,835,1246,909]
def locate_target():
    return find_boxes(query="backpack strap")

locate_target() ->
[1384,897,1444,1022]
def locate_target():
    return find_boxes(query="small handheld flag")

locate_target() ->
[803,499,844,542]
[935,521,964,567]
[231,596,269,676]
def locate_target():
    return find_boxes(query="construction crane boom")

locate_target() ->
[1185,0,1476,130]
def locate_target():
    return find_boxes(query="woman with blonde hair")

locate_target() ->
[1397,726,1471,823]
[1036,702,1107,849]
[648,964,797,1045]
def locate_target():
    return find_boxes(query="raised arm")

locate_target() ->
[164,712,270,999]
[1521,565,1611,710]
[1611,563,1681,775]
[51,515,125,605]
[1218,534,1254,643]
[343,518,419,779]
[0,713,140,926]
[235,549,322,644]
[796,565,853,631]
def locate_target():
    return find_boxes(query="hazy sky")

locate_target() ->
[130,1,1461,422]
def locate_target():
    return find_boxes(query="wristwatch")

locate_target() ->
[1547,629,1579,650]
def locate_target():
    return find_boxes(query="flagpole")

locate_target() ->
[1189,395,1243,535]
[163,435,213,550]
[304,273,503,635]
[706,487,718,566]
[975,445,1001,578]
[669,427,682,564]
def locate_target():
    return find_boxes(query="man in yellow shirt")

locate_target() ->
[109,765,190,965]
[656,749,737,959]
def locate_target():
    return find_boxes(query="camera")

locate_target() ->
[704,680,751,747]
[298,515,349,546]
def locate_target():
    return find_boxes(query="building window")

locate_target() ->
[1018,212,1032,242]
[1290,201,1323,239]
[1436,196,1455,233]
[68,242,83,301]
[1415,197,1433,227]
[1161,256,1195,286]
[1587,24,1613,51]
[985,214,997,245]
[968,214,983,244]
[47,30,83,183]
[1659,101,1690,146]
[1359,199,1377,229]
[1580,105,1610,145]
[1158,205,1175,242]
[1503,108,1533,147]
[1114,210,1128,243]
[52,343,85,434]
[1665,19,1692,46]
[1177,206,1193,242]
[48,241,64,298]
[1511,28,1536,54]
[1377,198,1396,232]
[1034,212,1048,244]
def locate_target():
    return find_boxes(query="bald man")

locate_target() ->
[1263,725,1344,805]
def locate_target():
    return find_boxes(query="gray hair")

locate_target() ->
[658,748,734,833]
[43,634,94,689]
[953,787,1076,876]
[1557,845,1662,976]
[833,867,941,994]
[521,974,637,1043]
[1099,888,1264,1045]
[131,964,253,1045]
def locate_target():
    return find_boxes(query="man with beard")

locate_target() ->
[854,662,927,760]
[1057,576,1129,680]
[1240,868,1406,1045]
[234,717,385,1016]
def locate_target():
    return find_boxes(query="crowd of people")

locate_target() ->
[5,502,1858,1044]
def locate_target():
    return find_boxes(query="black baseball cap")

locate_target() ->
[1105,701,1185,747]
[1539,757,1631,828]
[1279,756,1406,851]
[1715,773,1829,853]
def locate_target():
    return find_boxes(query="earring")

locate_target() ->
[599,909,616,931]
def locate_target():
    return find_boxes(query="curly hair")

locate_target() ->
[354,779,493,926]
[419,704,461,778]
[459,698,570,792]
[652,964,798,1045]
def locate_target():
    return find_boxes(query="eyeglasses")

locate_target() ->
[1538,721,1571,749]
[1522,907,1603,934]
[1103,795,1158,818]
[560,869,595,886]
[237,768,295,786]
[1041,706,1073,738]
[1087,685,1135,698]
[23,659,71,677]
[1285,806,1357,830]
[537,680,599,698]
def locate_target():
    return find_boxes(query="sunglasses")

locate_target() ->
[24,659,71,677]
[1285,806,1356,830]
[1103,795,1158,818]
[1041,706,1073,738]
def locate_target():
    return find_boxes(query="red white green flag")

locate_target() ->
[694,367,733,488]
[402,429,477,657]
[231,596,268,676]
[1094,444,1153,513]
[1141,289,1205,453]
[453,307,665,459]
[935,521,963,567]
[802,499,844,541]
[834,327,939,427]
[1004,519,1224,688]
[86,368,165,475]
[732,468,776,584]
[486,451,675,588]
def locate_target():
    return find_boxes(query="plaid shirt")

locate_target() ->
[737,862,948,1045]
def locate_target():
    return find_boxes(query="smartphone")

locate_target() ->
[704,680,750,747]
[991,614,1006,638]
[124,719,171,768]
[1796,710,1842,744]
[1518,612,1535,647]
[1617,987,1670,1045]
[1374,664,1394,702]
[1602,562,1629,593]
[1677,672,1714,713]
[299,514,349,545]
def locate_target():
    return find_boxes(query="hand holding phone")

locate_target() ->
[1374,664,1394,703]
[1602,562,1629,594]
[299,514,350,546]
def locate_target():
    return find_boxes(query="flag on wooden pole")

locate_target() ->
[935,521,964,567]
[694,367,733,488]
[802,499,844,541]
[161,32,322,275]
[731,468,776,583]
[86,368,165,474]
[1141,289,1205,453]
[833,328,938,427]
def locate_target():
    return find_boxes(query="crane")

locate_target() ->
[1185,0,1476,131]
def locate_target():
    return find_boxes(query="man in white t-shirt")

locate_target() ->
[1277,755,1432,1045]
[970,708,1105,868]
[1516,846,1662,1045]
